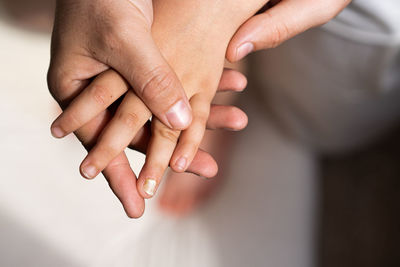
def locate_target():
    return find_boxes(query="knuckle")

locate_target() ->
[269,21,290,48]
[117,111,140,129]
[140,66,176,102]
[47,70,67,98]
[47,67,76,108]
[154,125,180,142]
[193,102,210,124]
[90,84,111,106]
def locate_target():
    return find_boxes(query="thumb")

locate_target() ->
[107,32,193,130]
[226,0,348,62]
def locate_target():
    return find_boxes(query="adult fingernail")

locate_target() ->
[166,100,192,129]
[143,179,157,197]
[82,165,98,179]
[236,42,254,61]
[175,157,187,171]
[51,126,65,138]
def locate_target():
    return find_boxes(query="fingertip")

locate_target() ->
[102,153,146,219]
[80,161,99,180]
[188,150,218,178]
[229,108,248,131]
[219,69,248,92]
[124,203,145,219]
[235,72,248,92]
[202,161,218,178]
[165,99,193,130]
[226,45,238,63]
[226,14,268,62]
[171,156,188,173]
[119,185,146,219]
[234,42,254,62]
[143,178,157,197]
[226,39,254,62]
[50,124,66,139]
[138,172,159,199]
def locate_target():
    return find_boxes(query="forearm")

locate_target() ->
[151,0,265,97]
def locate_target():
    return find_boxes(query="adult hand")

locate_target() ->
[226,0,351,62]
[48,0,192,134]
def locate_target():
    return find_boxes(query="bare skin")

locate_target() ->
[159,71,243,215]
[156,0,350,214]
[43,0,350,216]
[159,129,233,215]
[48,0,264,218]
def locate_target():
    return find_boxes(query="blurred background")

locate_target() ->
[0,1,399,266]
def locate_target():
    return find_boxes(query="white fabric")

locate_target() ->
[250,1,400,153]
[324,0,400,46]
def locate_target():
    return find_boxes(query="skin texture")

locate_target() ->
[226,0,352,62]
[48,0,351,217]
[159,90,239,215]
[160,0,352,214]
[48,0,193,132]
[48,0,250,217]
[49,0,265,214]
[131,0,265,198]
[54,68,248,218]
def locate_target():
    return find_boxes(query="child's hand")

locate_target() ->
[136,70,248,197]
[51,0,264,200]
[50,69,248,217]
[132,0,266,198]
[51,68,247,185]
[48,0,193,131]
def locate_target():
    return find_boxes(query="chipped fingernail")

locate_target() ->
[166,100,192,129]
[143,179,157,196]
[82,165,98,179]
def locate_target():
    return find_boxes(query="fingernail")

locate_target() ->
[82,165,98,179]
[51,126,65,138]
[175,157,187,171]
[143,179,157,197]
[236,42,254,61]
[166,100,192,129]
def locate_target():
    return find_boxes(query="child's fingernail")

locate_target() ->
[82,165,98,179]
[166,100,192,129]
[236,42,254,61]
[143,179,157,197]
[51,126,65,138]
[175,157,187,171]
